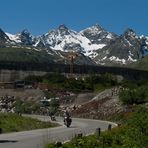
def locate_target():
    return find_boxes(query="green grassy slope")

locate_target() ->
[0,113,58,133]
[127,56,148,71]
[0,47,55,63]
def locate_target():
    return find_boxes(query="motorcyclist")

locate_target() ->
[63,110,70,122]
[63,110,70,118]
[63,110,72,127]
[49,112,56,121]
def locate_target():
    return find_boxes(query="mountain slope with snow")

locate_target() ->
[33,24,111,58]
[0,24,148,66]
[94,29,148,65]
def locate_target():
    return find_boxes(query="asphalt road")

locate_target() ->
[0,115,117,148]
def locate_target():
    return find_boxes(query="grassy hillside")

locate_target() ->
[0,47,55,63]
[0,47,147,73]
[128,56,148,71]
[0,113,58,133]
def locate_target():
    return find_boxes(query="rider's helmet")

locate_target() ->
[63,110,70,117]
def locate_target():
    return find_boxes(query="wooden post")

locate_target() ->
[0,128,2,134]
[77,132,83,138]
[56,141,62,147]
[118,123,121,127]
[96,128,101,138]
[75,131,83,138]
[108,124,112,131]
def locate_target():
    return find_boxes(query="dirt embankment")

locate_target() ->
[66,87,127,119]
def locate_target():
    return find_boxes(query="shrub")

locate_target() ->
[119,87,148,105]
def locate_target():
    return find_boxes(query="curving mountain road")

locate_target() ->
[0,115,117,148]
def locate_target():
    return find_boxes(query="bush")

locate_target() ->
[119,87,148,105]
[14,99,41,114]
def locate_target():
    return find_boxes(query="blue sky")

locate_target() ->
[0,0,147,36]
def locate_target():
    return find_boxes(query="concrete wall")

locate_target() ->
[0,70,47,82]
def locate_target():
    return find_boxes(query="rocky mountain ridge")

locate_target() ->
[0,24,148,66]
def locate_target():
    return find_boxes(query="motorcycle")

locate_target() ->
[64,116,72,127]
[50,115,56,121]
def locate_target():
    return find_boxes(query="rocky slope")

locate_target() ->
[61,87,126,119]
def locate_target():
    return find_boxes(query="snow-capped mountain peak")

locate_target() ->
[80,24,117,46]
[6,29,33,45]
[20,29,32,38]
[1,24,148,66]
[123,28,137,38]
[32,25,109,58]
[5,32,21,43]
[58,24,68,30]
[56,24,70,36]
[0,28,10,43]
[81,24,104,34]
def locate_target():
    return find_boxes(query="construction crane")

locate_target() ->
[57,51,78,76]
[67,51,78,75]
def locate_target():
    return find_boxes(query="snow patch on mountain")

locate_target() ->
[128,56,137,62]
[109,56,126,64]
[106,33,114,39]
[123,36,133,46]
[145,37,148,45]
[109,54,137,65]
[6,32,21,43]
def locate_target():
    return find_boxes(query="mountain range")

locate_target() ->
[0,24,148,66]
